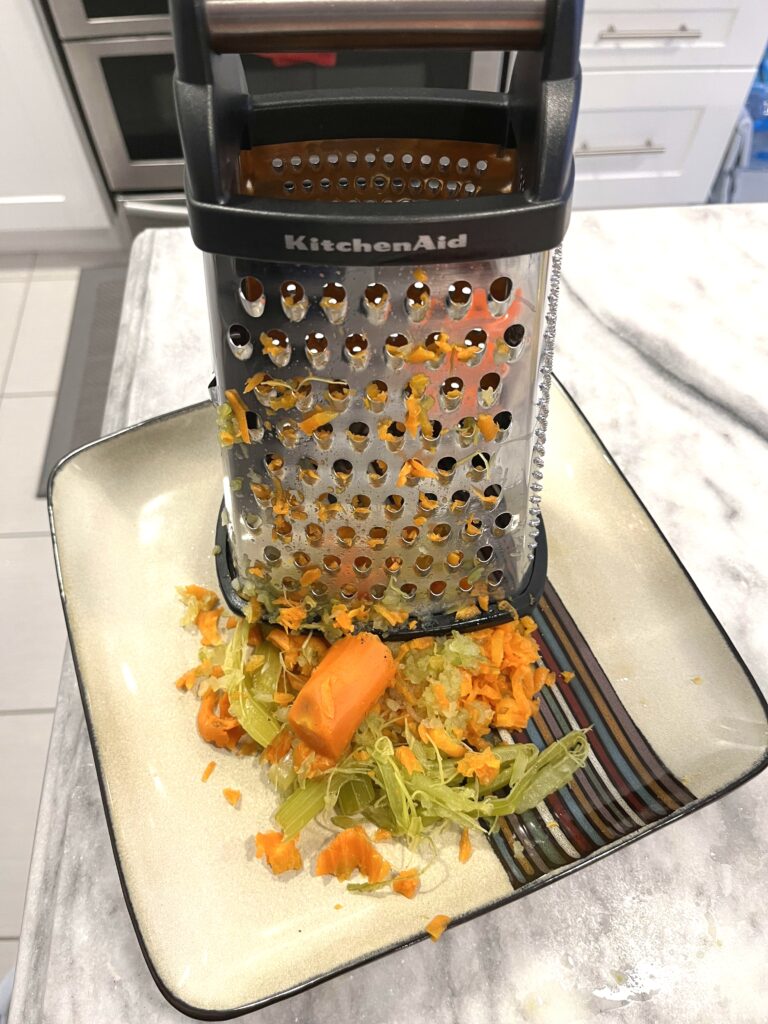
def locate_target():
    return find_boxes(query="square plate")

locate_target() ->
[49,383,768,1019]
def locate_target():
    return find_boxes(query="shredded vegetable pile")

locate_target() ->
[174,584,589,914]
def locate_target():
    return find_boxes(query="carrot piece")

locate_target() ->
[225,615,238,630]
[201,761,216,782]
[374,828,392,842]
[458,827,473,863]
[561,671,575,683]
[299,410,338,435]
[197,691,244,749]
[196,608,223,646]
[255,830,302,874]
[277,605,306,632]
[334,903,343,910]
[175,667,199,691]
[272,691,294,706]
[477,414,499,442]
[223,787,241,808]
[457,748,501,785]
[418,723,466,759]
[224,389,251,445]
[395,746,424,776]
[300,567,322,587]
[315,826,391,883]
[261,727,293,765]
[392,868,420,899]
[288,633,396,760]
[426,914,451,941]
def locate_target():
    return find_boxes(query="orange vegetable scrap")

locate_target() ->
[457,748,501,786]
[334,903,343,910]
[374,828,392,842]
[223,787,241,808]
[300,567,322,588]
[315,827,391,883]
[277,605,307,632]
[562,671,575,684]
[289,633,396,760]
[330,603,367,635]
[196,607,224,646]
[261,727,293,765]
[458,828,473,863]
[425,915,451,942]
[392,869,420,899]
[418,723,465,759]
[255,830,302,875]
[224,389,251,445]
[299,409,338,435]
[197,690,244,750]
[397,457,438,487]
[395,746,424,776]
[201,761,216,783]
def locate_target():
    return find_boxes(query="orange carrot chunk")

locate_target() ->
[201,761,216,782]
[255,830,302,874]
[196,608,223,646]
[288,633,395,760]
[426,914,451,941]
[224,388,251,444]
[458,827,473,863]
[315,826,391,883]
[223,787,241,807]
[392,869,420,899]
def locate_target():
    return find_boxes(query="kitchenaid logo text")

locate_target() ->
[283,233,467,254]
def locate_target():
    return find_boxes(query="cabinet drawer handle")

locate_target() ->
[598,23,702,41]
[576,140,666,158]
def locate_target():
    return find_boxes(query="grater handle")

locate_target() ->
[203,0,546,52]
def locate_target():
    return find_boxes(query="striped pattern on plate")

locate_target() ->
[490,582,695,887]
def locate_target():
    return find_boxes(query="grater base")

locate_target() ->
[214,498,548,639]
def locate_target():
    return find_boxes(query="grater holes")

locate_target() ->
[227,323,253,360]
[364,151,376,166]
[391,178,405,195]
[339,583,358,600]
[265,453,284,478]
[351,494,371,518]
[494,410,512,434]
[355,177,368,194]
[464,182,477,196]
[476,545,494,565]
[344,332,369,369]
[370,584,386,600]
[310,580,328,598]
[458,576,474,594]
[321,282,347,324]
[428,522,452,544]
[372,175,387,193]
[308,153,321,168]
[353,555,372,577]
[298,456,319,486]
[414,554,433,576]
[440,377,464,412]
[384,494,405,519]
[305,523,324,547]
[251,481,271,505]
[313,421,334,450]
[450,489,470,512]
[385,332,411,367]
[320,177,331,191]
[402,153,414,169]
[420,154,432,169]
[475,159,489,174]
[488,570,504,589]
[332,458,353,488]
[459,327,487,366]
[400,525,419,547]
[363,282,390,324]
[304,331,329,369]
[280,280,308,322]
[457,157,470,173]
[437,456,457,482]
[327,379,351,410]
[238,277,265,318]
[383,152,395,167]
[337,525,356,548]
[420,420,442,450]
[405,281,431,322]
[346,421,370,451]
[273,519,293,543]
[445,181,460,197]
[504,323,526,348]
[400,582,418,601]
[345,151,358,167]
[438,155,451,171]
[276,420,299,448]
[327,152,340,167]
[408,179,423,196]
[293,551,311,569]
[283,181,296,194]
[260,329,291,368]
[489,276,513,316]
[479,372,501,407]
[424,331,448,366]
[456,416,477,448]
[429,579,447,599]
[302,180,314,193]
[382,420,406,452]
[493,512,513,536]
[290,155,302,170]
[271,157,284,172]
[446,549,464,571]
[418,491,439,515]
[368,526,387,550]
[447,280,473,318]
[367,458,388,486]
[463,516,484,539]
[323,553,341,574]
[242,511,263,536]
[384,555,402,575]
[338,177,350,191]
[264,545,282,566]
[469,452,491,480]
[294,380,313,413]
[364,379,388,411]
[484,484,502,506]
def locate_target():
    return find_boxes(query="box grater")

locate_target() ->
[170,0,583,638]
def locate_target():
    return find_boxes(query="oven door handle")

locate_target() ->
[122,201,190,221]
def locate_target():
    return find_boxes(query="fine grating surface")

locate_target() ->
[210,251,558,629]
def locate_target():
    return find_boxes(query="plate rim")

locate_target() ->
[47,385,768,1021]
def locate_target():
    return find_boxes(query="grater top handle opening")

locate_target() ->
[171,0,583,265]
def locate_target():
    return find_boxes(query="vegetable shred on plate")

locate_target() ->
[173,584,590,896]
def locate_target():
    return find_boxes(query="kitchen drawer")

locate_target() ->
[581,0,768,70]
[573,67,754,208]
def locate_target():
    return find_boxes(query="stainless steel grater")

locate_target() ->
[171,0,583,637]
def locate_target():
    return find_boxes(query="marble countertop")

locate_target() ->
[10,205,768,1024]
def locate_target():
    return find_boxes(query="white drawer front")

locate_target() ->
[573,68,754,208]
[581,0,768,69]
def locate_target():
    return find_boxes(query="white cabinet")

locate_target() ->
[0,1,117,250]
[573,0,768,208]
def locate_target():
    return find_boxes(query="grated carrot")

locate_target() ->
[315,827,391,883]
[223,788,241,808]
[392,869,420,899]
[458,828,473,863]
[201,761,216,782]
[425,914,451,941]
[256,830,302,874]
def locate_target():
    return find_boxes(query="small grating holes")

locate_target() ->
[280,280,308,322]
[469,452,491,480]
[484,484,502,506]
[456,416,477,448]
[438,155,451,171]
[273,518,292,541]
[418,491,439,515]
[440,377,464,411]
[238,277,265,318]
[493,512,513,536]
[283,181,296,194]
[421,420,442,451]
[290,155,302,170]
[384,494,405,518]
[476,545,494,564]
[340,584,358,600]
[305,331,329,369]
[504,323,526,348]
[428,523,452,544]
[458,577,473,594]
[344,332,369,369]
[353,555,372,577]
[383,420,406,452]
[450,489,470,511]
[364,379,388,411]
[446,550,464,570]
[457,157,470,173]
[368,526,387,549]
[400,582,417,601]
[260,329,291,368]
[488,276,513,316]
[302,180,313,192]
[463,517,484,539]
[415,554,433,576]
[346,151,358,166]
[402,153,414,169]
[311,581,328,598]
[251,482,271,504]
[479,372,501,407]
[370,584,386,600]
[293,551,310,569]
[227,323,253,360]
[264,546,281,565]
[429,580,447,599]
[351,494,371,518]
[337,526,356,548]
[265,453,284,477]
[459,327,487,366]
[323,554,341,573]
[437,456,457,481]
[488,570,504,589]
[494,411,512,433]
[447,281,473,318]
[367,458,388,485]
[383,152,395,167]
[327,379,351,410]
[400,525,420,546]
[332,459,353,487]
[405,281,431,322]
[305,523,324,546]
[384,555,403,575]
[298,456,319,486]
[271,157,284,172]
[308,153,321,168]
[321,282,347,324]
[347,421,370,450]
[327,153,340,167]
[385,332,410,366]
[313,422,334,450]
[363,282,390,324]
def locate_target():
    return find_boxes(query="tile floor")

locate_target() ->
[0,256,81,979]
